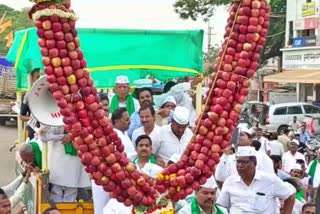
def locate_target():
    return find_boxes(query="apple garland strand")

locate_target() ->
[194,1,242,134]
[155,0,270,202]
[28,0,270,212]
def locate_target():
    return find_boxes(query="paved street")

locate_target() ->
[0,121,17,186]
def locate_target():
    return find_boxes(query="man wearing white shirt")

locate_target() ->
[251,140,274,174]
[153,106,193,163]
[154,77,202,128]
[127,86,172,138]
[103,156,163,214]
[215,128,251,188]
[289,116,301,132]
[269,134,285,156]
[253,128,271,155]
[91,107,137,214]
[282,139,305,173]
[111,108,137,159]
[217,146,295,214]
[132,104,161,149]
[37,125,90,203]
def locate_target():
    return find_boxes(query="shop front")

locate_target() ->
[264,47,320,104]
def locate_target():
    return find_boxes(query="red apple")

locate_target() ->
[57,40,66,49]
[59,49,68,58]
[48,48,59,57]
[71,59,81,70]
[54,31,64,41]
[44,30,54,40]
[38,38,46,47]
[252,0,261,9]
[61,57,70,66]
[52,22,62,32]
[62,22,71,33]
[64,32,74,42]
[237,15,249,25]
[67,42,76,51]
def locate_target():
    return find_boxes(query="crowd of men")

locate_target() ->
[0,72,319,214]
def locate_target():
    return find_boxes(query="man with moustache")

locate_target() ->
[132,104,161,150]
[153,106,193,163]
[109,75,140,116]
[128,86,154,138]
[282,139,305,173]
[103,135,162,214]
[128,86,172,138]
[178,176,227,214]
[217,146,295,214]
[215,127,252,188]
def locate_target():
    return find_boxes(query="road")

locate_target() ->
[0,121,17,186]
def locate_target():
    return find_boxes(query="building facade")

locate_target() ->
[265,0,320,103]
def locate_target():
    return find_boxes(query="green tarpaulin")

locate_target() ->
[6,28,203,91]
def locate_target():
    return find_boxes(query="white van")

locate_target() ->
[263,102,320,134]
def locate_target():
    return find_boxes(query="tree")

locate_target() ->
[174,0,286,65]
[203,45,219,76]
[0,4,34,54]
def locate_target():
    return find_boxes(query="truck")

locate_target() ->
[0,55,17,126]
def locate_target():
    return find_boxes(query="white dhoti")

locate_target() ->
[44,126,91,203]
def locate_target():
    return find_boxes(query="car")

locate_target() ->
[263,102,320,134]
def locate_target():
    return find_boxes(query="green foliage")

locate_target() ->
[174,0,231,20]
[174,0,287,64]
[203,45,219,76]
[0,4,34,54]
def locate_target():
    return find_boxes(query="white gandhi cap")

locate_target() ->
[290,163,302,171]
[161,96,176,107]
[236,146,257,157]
[172,106,189,125]
[115,75,129,84]
[200,176,217,190]
[291,139,300,146]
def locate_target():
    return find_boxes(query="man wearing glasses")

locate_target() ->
[217,146,295,214]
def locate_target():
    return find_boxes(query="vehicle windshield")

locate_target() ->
[304,105,320,114]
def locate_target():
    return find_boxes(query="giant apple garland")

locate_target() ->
[28,0,270,209]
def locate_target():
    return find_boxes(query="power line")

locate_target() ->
[266,31,285,38]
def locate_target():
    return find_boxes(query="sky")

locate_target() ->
[1,0,228,49]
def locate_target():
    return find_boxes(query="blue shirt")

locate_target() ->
[127,111,174,139]
[127,112,142,139]
[300,132,311,144]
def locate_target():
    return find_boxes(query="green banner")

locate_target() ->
[7,28,203,90]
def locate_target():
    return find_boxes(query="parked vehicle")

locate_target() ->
[0,56,17,126]
[263,102,320,134]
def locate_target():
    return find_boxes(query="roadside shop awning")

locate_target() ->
[264,70,320,84]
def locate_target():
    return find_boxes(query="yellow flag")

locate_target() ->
[5,31,13,48]
[0,20,12,34]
